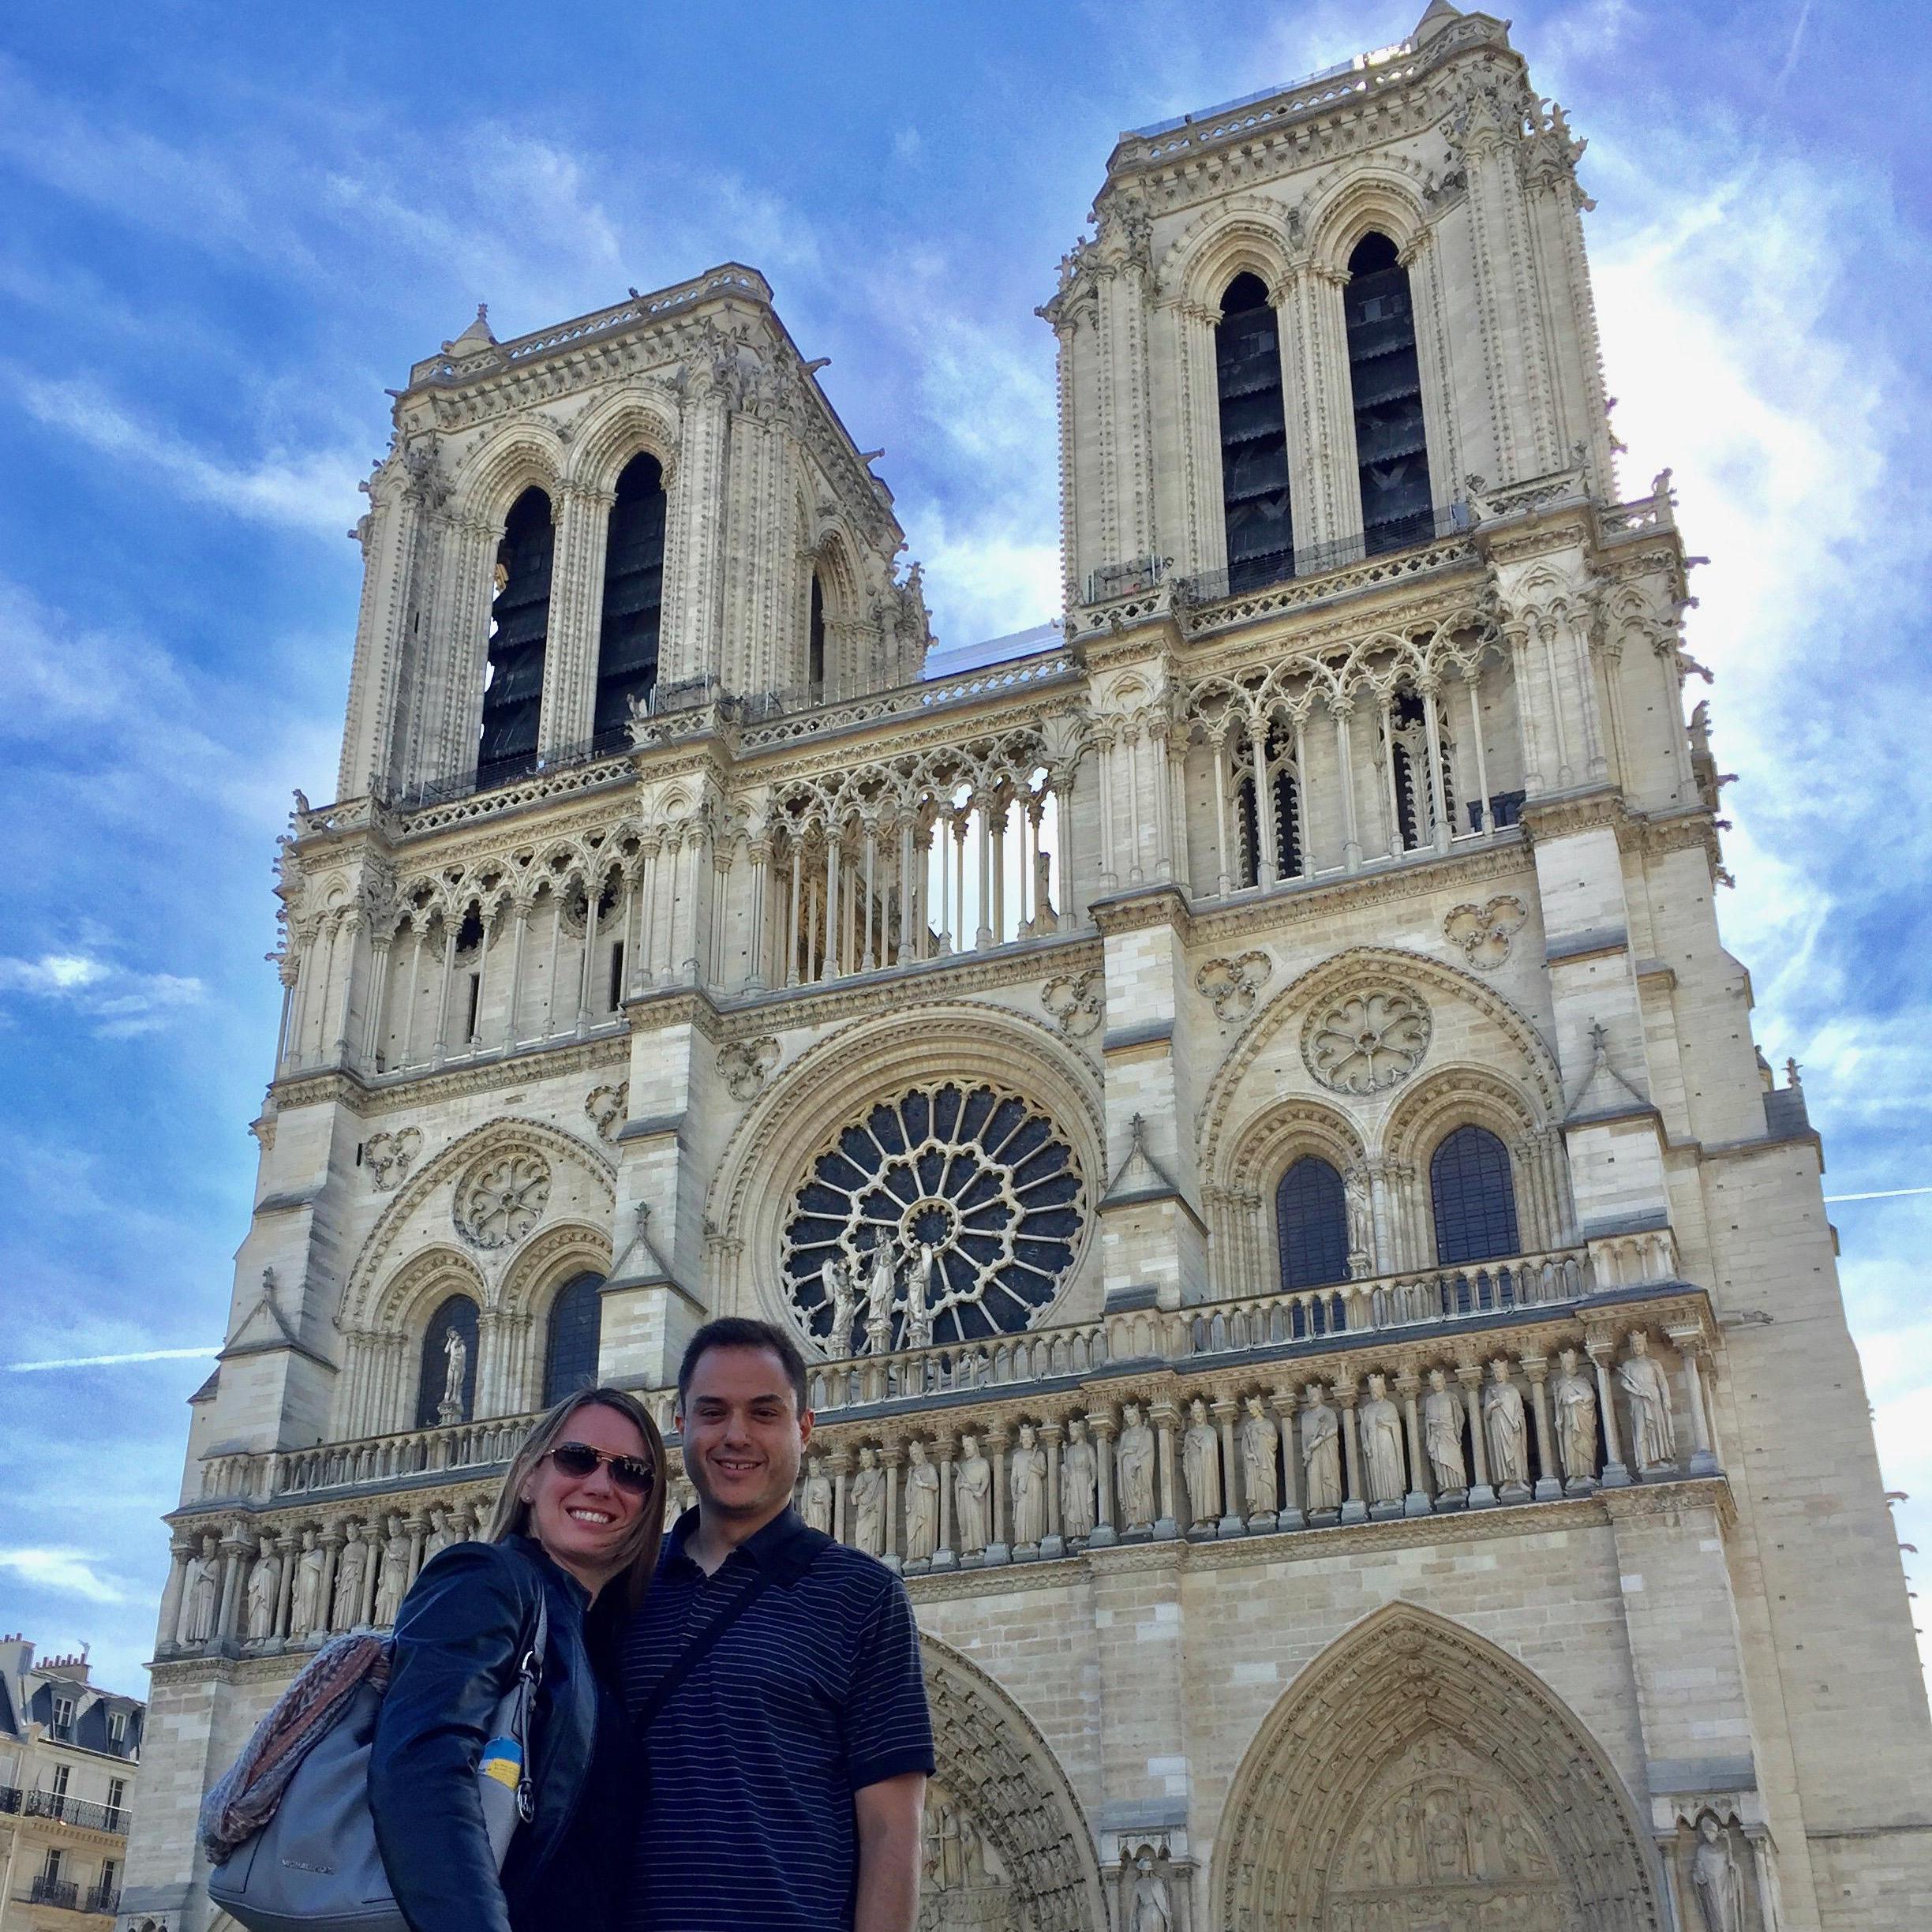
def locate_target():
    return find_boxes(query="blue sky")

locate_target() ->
[2,0,1929,1703]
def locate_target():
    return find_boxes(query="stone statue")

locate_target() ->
[439,1325,467,1421]
[1128,1853,1174,1932]
[1483,1358,1530,1488]
[373,1515,411,1626]
[1345,1166,1375,1267]
[181,1535,220,1646]
[1617,1331,1678,1472]
[334,1522,369,1629]
[1032,849,1057,934]
[1690,1814,1747,1932]
[1182,1397,1221,1529]
[1061,1417,1099,1542]
[904,1440,940,1563]
[1422,1368,1467,1495]
[1117,1403,1157,1532]
[954,1434,992,1555]
[243,1541,280,1642]
[1359,1373,1406,1505]
[1552,1347,1600,1484]
[863,1237,899,1351]
[1010,1424,1047,1548]
[850,1447,887,1556]
[1301,1384,1342,1515]
[1241,1394,1279,1518]
[801,1456,834,1536]
[291,1528,324,1635]
[1425,1789,1467,1878]
[902,1241,936,1352]
[422,1506,455,1563]
[820,1252,858,1355]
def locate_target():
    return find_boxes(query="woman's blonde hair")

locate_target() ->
[486,1387,668,1612]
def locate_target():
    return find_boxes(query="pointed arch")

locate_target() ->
[1303,167,1432,279]
[1155,195,1297,311]
[919,1632,1110,1930]
[452,421,566,532]
[1214,1600,1662,1930]
[563,388,681,496]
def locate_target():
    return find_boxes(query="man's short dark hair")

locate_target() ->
[676,1317,810,1413]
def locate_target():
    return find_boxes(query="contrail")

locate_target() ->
[1822,1186,1932,1204]
[5,1346,218,1373]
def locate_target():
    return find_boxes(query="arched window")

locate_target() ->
[542,1271,605,1408]
[1215,273,1294,591]
[1343,234,1432,556]
[478,487,554,786]
[1276,1156,1350,1290]
[415,1294,480,1428]
[807,571,827,693]
[1233,727,1305,887]
[1430,1125,1521,1265]
[1388,690,1455,850]
[593,454,667,748]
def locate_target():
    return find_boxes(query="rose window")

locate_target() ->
[455,1151,552,1249]
[1303,987,1432,1095]
[781,1083,1084,1353]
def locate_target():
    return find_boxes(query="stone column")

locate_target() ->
[1090,1411,1119,1548]
[985,1425,1011,1566]
[314,1526,344,1638]
[1338,1382,1368,1525]
[1270,1388,1305,1529]
[1522,1354,1563,1500]
[1670,1330,1720,1477]
[1330,695,1363,870]
[1586,1331,1632,1487]
[1458,1365,1497,1507]
[1040,1421,1066,1560]
[882,1447,903,1574]
[406,1515,429,1592]
[1396,1372,1432,1517]
[831,1449,852,1546]
[1151,1402,1181,1540]
[932,1436,958,1571]
[154,1537,193,1654]
[1213,1398,1245,1537]
[215,1529,250,1644]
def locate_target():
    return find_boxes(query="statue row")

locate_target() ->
[788,1331,1709,1567]
[164,1501,483,1652]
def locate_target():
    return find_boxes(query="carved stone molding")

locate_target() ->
[364,1127,423,1192]
[1443,894,1529,970]
[1196,949,1272,1023]
[1303,987,1433,1095]
[717,1036,781,1102]
[1042,968,1103,1039]
[583,1082,628,1142]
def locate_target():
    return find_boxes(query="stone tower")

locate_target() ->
[119,9,1930,1932]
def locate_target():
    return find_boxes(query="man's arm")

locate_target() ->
[853,1771,926,1932]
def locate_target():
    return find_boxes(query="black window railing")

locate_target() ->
[21,1789,128,1833]
[28,1876,80,1908]
[88,1884,122,1915]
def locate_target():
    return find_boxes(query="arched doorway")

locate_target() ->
[919,1637,1108,1931]
[1215,1602,1661,1931]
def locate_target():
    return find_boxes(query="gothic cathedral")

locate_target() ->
[118,9,1931,1931]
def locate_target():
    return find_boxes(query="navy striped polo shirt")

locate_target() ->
[619,1506,934,1931]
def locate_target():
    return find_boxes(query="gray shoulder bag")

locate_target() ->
[208,1586,548,1932]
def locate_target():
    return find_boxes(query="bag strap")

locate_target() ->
[633,1529,829,1738]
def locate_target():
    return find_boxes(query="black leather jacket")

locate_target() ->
[369,1536,607,1932]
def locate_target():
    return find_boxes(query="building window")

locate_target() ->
[415,1294,481,1428]
[593,453,667,748]
[1275,1156,1351,1292]
[1343,232,1432,555]
[107,1709,127,1747]
[1430,1125,1521,1265]
[541,1271,605,1409]
[1387,690,1455,850]
[477,486,555,788]
[106,1779,126,1825]
[1232,724,1304,886]
[808,571,826,693]
[1215,273,1294,591]
[51,1694,73,1739]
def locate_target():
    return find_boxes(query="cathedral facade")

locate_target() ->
[117,8,1931,1930]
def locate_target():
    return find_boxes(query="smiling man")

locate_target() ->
[620,1317,933,1932]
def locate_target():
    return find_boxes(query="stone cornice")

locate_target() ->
[271,1031,630,1119]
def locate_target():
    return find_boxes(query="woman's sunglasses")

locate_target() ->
[545,1441,655,1494]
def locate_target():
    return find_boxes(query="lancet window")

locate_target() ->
[808,572,827,695]
[1232,721,1304,887]
[477,488,555,787]
[592,455,666,750]
[1430,1125,1521,1266]
[541,1271,605,1408]
[1275,1156,1350,1292]
[1215,273,1294,591]
[1344,233,1432,555]
[1387,691,1455,850]
[415,1294,479,1428]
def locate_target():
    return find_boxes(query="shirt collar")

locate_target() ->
[664,1505,818,1584]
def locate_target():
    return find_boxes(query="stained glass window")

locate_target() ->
[1430,1125,1520,1265]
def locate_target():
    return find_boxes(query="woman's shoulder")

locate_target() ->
[400,1537,544,1627]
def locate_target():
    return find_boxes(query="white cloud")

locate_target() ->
[5,1347,217,1373]
[0,949,205,1039]
[0,1548,133,1604]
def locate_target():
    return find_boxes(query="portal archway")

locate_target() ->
[1215,1601,1661,1931]
[919,1636,1107,1931]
